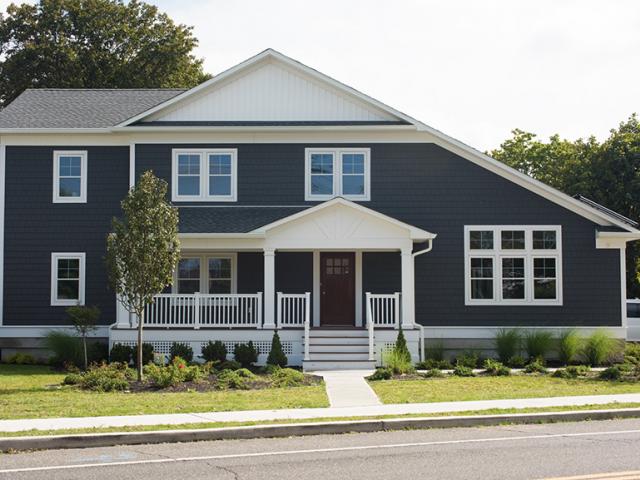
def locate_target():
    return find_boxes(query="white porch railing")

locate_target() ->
[276,292,309,328]
[144,293,263,329]
[366,292,401,328]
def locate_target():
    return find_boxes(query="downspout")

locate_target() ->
[412,238,433,362]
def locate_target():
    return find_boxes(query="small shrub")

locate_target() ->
[582,331,618,366]
[368,367,393,381]
[494,329,521,364]
[523,331,554,361]
[144,356,200,388]
[6,353,37,365]
[202,341,227,363]
[453,365,475,377]
[424,340,444,361]
[558,330,582,365]
[483,358,511,376]
[456,350,479,369]
[267,332,288,368]
[43,331,83,367]
[109,343,133,364]
[169,342,194,362]
[416,359,453,370]
[624,343,640,365]
[271,368,305,387]
[234,341,259,368]
[217,360,242,371]
[599,365,622,381]
[217,369,250,389]
[79,363,131,392]
[88,341,109,364]
[423,368,445,378]
[524,359,547,374]
[507,355,527,368]
[63,373,83,385]
[383,348,415,375]
[566,365,590,377]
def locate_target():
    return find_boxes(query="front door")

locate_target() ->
[320,252,355,326]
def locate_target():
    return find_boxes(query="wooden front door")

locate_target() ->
[320,252,355,326]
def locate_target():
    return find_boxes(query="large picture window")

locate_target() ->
[464,226,562,305]
[172,149,237,201]
[305,148,370,201]
[53,151,87,203]
[51,252,85,306]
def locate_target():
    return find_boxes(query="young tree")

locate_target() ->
[106,171,179,381]
[66,305,100,370]
[0,0,211,106]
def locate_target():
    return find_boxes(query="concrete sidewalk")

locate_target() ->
[2,392,640,433]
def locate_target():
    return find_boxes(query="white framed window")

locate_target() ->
[305,148,370,201]
[53,151,87,203]
[172,149,237,202]
[173,254,237,294]
[464,226,562,306]
[51,252,85,306]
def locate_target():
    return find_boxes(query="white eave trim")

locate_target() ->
[251,197,437,241]
[178,232,265,239]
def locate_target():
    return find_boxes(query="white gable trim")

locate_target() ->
[252,197,436,242]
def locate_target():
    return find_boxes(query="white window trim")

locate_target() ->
[171,148,238,202]
[464,225,563,306]
[50,252,86,306]
[172,253,237,294]
[53,150,87,203]
[305,148,370,201]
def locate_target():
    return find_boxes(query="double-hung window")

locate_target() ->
[53,151,87,203]
[174,255,236,294]
[51,253,85,306]
[305,148,370,201]
[465,226,562,305]
[172,149,237,201]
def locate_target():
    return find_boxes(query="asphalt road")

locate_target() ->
[2,418,640,479]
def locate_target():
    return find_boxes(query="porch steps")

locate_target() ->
[303,328,376,371]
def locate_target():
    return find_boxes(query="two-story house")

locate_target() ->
[0,49,638,369]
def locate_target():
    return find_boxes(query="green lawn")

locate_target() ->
[369,375,640,404]
[0,365,329,420]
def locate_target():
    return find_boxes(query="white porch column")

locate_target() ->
[401,246,415,329]
[263,248,276,329]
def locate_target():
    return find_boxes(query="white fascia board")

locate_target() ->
[115,48,412,128]
[0,128,111,134]
[112,125,416,133]
[178,232,264,239]
[252,197,436,241]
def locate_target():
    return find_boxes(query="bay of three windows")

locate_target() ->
[466,226,562,305]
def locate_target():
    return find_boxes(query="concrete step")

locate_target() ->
[307,336,369,345]
[309,329,368,338]
[303,359,377,371]
[308,352,371,361]
[309,344,369,353]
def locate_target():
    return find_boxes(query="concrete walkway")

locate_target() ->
[316,370,380,407]
[2,392,640,433]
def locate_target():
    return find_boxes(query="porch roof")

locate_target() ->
[178,206,307,233]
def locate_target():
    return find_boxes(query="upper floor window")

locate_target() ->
[51,252,85,306]
[305,148,370,201]
[464,226,562,306]
[172,149,237,202]
[53,151,87,203]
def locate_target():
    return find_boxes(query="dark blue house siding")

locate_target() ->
[136,143,621,327]
[3,146,129,326]
[2,142,622,328]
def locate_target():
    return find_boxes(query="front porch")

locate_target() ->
[110,198,436,369]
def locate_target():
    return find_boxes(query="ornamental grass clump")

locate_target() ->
[523,330,554,362]
[582,331,618,366]
[494,329,521,364]
[383,348,415,375]
[558,330,582,365]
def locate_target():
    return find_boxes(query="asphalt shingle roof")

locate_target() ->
[177,206,309,233]
[0,89,185,128]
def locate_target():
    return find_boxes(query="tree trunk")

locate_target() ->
[83,336,88,371]
[137,311,144,382]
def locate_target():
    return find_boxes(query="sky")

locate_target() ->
[3,0,640,150]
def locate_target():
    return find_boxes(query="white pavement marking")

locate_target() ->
[2,429,640,474]
[315,370,380,408]
[2,393,640,433]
